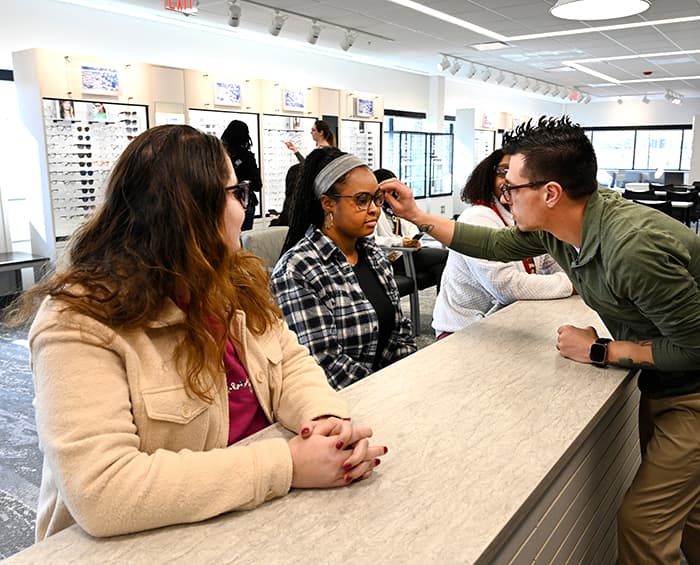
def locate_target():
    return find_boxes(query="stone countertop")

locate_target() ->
[7,296,632,565]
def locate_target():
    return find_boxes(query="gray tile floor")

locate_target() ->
[0,290,438,559]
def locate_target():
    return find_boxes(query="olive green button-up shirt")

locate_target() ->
[451,188,700,397]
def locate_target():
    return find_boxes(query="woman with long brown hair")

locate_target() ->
[7,125,385,540]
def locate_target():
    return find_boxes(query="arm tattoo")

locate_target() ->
[418,223,435,234]
[617,358,656,370]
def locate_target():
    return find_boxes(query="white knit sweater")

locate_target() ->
[432,201,573,335]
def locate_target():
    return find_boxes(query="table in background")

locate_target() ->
[7,297,637,565]
[0,252,50,295]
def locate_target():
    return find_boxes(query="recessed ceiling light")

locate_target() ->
[470,41,508,51]
[550,0,650,21]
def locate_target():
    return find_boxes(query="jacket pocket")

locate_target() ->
[142,385,208,425]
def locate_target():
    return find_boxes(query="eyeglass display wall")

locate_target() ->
[188,109,261,218]
[339,119,381,170]
[474,129,497,163]
[261,114,317,215]
[382,131,454,199]
[42,98,148,239]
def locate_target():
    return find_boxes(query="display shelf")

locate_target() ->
[42,98,148,239]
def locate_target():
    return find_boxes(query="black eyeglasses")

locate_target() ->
[329,190,384,211]
[494,166,509,178]
[226,180,251,208]
[499,179,549,203]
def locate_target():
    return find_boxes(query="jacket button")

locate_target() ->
[181,405,191,418]
[256,371,265,382]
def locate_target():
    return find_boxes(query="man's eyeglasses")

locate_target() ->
[329,190,384,211]
[227,180,251,208]
[494,166,509,178]
[499,179,549,203]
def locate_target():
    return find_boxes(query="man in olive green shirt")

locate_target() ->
[381,116,700,564]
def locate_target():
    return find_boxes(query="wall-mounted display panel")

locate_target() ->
[339,119,381,170]
[188,108,261,218]
[43,98,148,239]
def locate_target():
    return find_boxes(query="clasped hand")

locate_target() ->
[288,417,387,488]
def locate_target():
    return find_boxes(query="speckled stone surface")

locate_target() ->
[6,297,633,564]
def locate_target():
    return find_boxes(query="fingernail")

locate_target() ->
[335,441,344,450]
[383,446,388,454]
[343,463,352,471]
[301,427,310,436]
[342,417,352,421]
[374,458,381,466]
[344,474,352,484]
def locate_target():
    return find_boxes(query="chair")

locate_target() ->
[666,189,700,230]
[623,189,660,201]
[240,226,289,271]
[634,199,673,217]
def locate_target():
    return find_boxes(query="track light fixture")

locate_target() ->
[227,0,241,27]
[437,55,451,72]
[307,20,322,44]
[340,29,357,51]
[449,60,462,75]
[664,89,683,105]
[641,94,650,104]
[269,11,287,36]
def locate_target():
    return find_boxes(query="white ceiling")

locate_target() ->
[67,0,700,101]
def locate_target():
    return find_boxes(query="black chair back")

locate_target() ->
[634,199,673,217]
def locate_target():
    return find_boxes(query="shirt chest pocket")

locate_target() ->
[140,385,212,453]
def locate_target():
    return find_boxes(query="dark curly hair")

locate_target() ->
[502,115,597,200]
[461,149,505,205]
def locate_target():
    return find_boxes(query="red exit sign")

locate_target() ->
[163,0,198,15]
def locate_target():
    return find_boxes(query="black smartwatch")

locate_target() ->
[589,338,612,368]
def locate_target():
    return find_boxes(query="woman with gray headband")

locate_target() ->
[271,148,416,390]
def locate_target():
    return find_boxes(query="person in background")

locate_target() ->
[373,168,447,292]
[381,116,700,564]
[5,125,385,541]
[283,119,335,163]
[269,163,300,227]
[221,120,262,230]
[271,148,416,390]
[432,149,573,339]
[93,103,107,119]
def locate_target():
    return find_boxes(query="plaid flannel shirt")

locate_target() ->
[271,226,416,390]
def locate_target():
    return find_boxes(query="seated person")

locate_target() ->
[271,148,417,390]
[5,125,385,540]
[373,168,448,292]
[432,149,574,339]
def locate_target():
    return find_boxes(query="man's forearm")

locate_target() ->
[406,209,455,248]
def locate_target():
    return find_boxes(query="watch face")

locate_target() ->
[590,342,607,364]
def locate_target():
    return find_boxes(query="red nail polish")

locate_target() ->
[374,458,381,466]
[383,446,388,454]
[301,427,310,436]
[342,417,352,421]
[344,474,352,484]
[343,462,352,471]
[335,441,344,450]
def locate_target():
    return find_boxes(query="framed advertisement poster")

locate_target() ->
[81,66,120,95]
[355,97,374,118]
[214,81,242,106]
[282,89,305,112]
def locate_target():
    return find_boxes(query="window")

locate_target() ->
[590,130,635,169]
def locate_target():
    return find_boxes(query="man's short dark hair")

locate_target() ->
[502,115,598,200]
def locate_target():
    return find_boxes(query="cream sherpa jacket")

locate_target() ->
[29,297,349,540]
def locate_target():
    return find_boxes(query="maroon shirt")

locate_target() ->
[224,338,269,445]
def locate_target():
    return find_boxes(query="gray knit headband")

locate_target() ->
[313,154,366,198]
